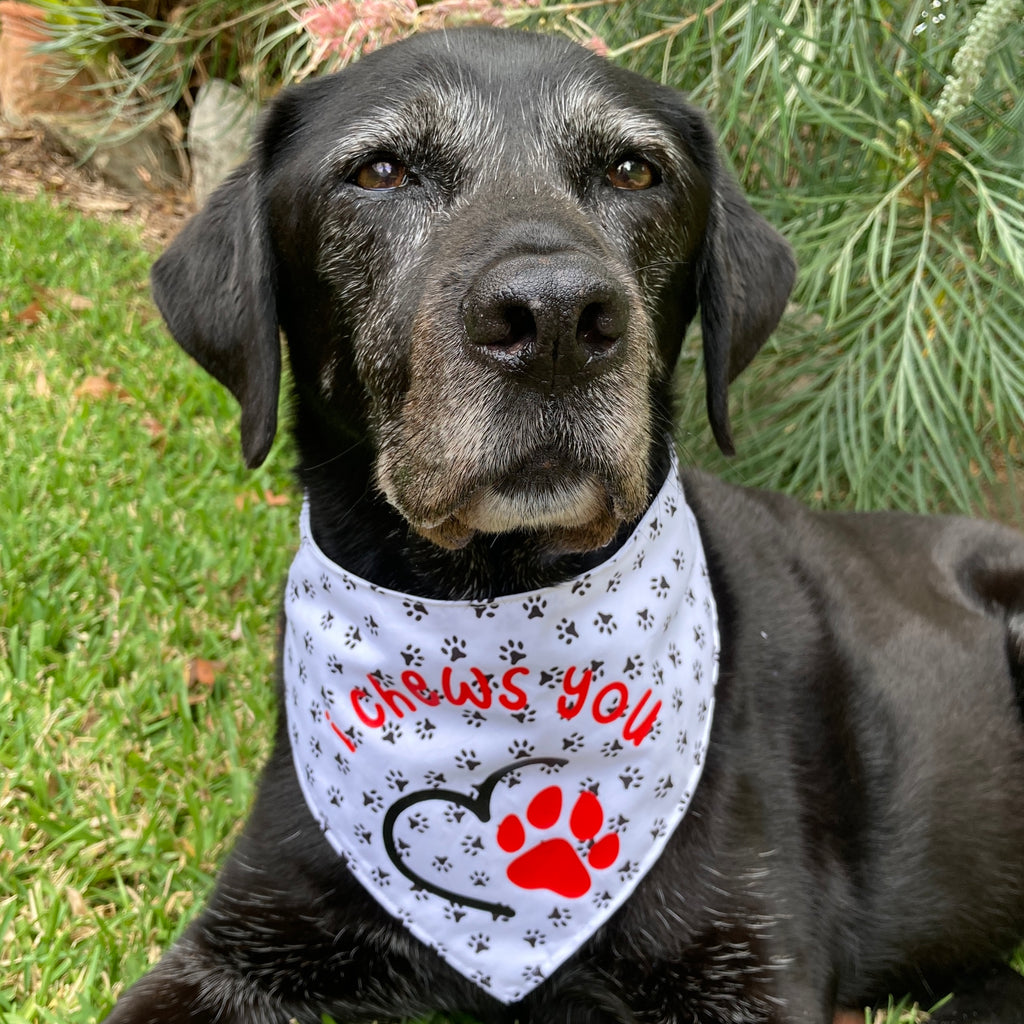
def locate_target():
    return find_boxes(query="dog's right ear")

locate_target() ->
[151,163,280,469]
[696,170,796,456]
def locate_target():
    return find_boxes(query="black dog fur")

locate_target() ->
[106,27,1024,1024]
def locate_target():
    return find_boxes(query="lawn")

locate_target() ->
[1,190,294,1022]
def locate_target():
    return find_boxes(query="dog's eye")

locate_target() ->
[606,157,658,191]
[354,158,409,190]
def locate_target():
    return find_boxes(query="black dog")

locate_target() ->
[106,27,1024,1024]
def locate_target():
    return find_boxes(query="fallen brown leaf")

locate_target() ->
[185,657,226,688]
[140,415,165,439]
[75,372,130,402]
[15,300,42,325]
[51,288,94,312]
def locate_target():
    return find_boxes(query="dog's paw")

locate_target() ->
[496,786,619,898]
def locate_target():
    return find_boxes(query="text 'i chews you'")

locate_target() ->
[282,452,719,1003]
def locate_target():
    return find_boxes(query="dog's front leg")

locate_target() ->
[102,857,478,1024]
[101,927,286,1024]
[103,744,493,1024]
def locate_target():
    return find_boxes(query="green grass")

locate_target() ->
[0,191,294,1022]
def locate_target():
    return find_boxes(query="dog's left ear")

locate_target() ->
[698,169,796,454]
[656,90,796,454]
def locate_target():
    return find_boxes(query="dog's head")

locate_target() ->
[153,28,794,553]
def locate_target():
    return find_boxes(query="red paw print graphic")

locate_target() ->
[496,787,619,898]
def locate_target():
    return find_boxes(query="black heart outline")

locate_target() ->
[382,756,568,920]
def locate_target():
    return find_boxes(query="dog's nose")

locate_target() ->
[462,254,629,385]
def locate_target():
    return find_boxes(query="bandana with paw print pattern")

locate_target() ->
[283,451,719,1004]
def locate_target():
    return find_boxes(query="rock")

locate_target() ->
[187,79,258,205]
[38,113,185,195]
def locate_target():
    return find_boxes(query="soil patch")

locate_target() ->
[1,116,190,248]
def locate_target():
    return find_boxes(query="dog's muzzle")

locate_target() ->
[378,210,656,553]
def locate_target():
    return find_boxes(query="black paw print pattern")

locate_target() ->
[622,655,644,680]
[561,732,585,753]
[380,722,403,745]
[600,738,624,759]
[522,964,545,985]
[414,718,436,740]
[538,667,561,689]
[461,833,485,857]
[508,738,536,760]
[455,748,481,771]
[278,450,721,1005]
[441,636,467,662]
[499,639,527,665]
[556,618,579,643]
[547,907,572,928]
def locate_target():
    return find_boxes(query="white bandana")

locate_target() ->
[283,454,719,1004]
